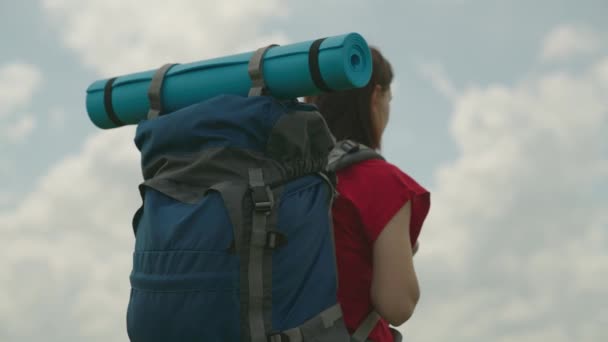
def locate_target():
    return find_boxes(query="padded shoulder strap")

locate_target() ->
[327,140,384,173]
[327,141,384,341]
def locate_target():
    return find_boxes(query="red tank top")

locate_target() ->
[332,158,431,342]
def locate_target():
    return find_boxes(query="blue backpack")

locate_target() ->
[126,49,383,342]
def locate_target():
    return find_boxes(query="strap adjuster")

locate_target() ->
[252,185,274,212]
[251,229,287,249]
[340,140,359,153]
[266,230,287,249]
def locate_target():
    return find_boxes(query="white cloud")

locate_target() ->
[48,107,67,130]
[540,25,601,62]
[0,158,15,178]
[0,63,42,118]
[0,63,41,144]
[402,56,608,341]
[232,31,291,56]
[0,127,140,341]
[42,0,290,76]
[0,192,13,208]
[3,115,36,143]
[418,61,457,100]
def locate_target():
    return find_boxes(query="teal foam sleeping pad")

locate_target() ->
[85,32,372,129]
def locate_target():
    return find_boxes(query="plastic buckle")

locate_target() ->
[252,186,274,212]
[340,140,359,153]
[266,230,287,249]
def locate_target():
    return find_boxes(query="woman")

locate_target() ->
[307,47,431,342]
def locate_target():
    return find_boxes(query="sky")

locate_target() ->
[1,0,607,341]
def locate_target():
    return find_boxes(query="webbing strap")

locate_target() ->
[147,63,178,119]
[308,38,332,92]
[317,172,339,290]
[351,310,380,342]
[103,77,125,127]
[319,304,343,328]
[248,45,278,97]
[268,304,344,342]
[269,328,303,342]
[248,168,273,342]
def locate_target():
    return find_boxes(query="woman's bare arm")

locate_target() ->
[370,201,420,326]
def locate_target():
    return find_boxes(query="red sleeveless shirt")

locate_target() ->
[332,159,431,342]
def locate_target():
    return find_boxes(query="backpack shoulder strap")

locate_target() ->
[327,140,384,173]
[327,140,385,341]
[351,310,381,342]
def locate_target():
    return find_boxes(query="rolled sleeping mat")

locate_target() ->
[86,32,372,129]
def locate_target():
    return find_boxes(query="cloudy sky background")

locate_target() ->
[1,0,607,341]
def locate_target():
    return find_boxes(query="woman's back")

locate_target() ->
[332,158,430,341]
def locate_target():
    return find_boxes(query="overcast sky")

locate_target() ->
[1,1,607,341]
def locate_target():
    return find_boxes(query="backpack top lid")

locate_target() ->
[135,95,284,156]
[133,95,335,202]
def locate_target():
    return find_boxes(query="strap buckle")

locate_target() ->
[340,140,359,153]
[266,230,287,249]
[251,229,287,250]
[251,185,274,212]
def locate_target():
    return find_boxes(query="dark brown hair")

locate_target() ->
[306,47,393,150]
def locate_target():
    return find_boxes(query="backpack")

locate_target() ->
[126,47,387,342]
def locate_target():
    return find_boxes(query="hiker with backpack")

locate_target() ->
[307,47,431,342]
[119,34,427,341]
